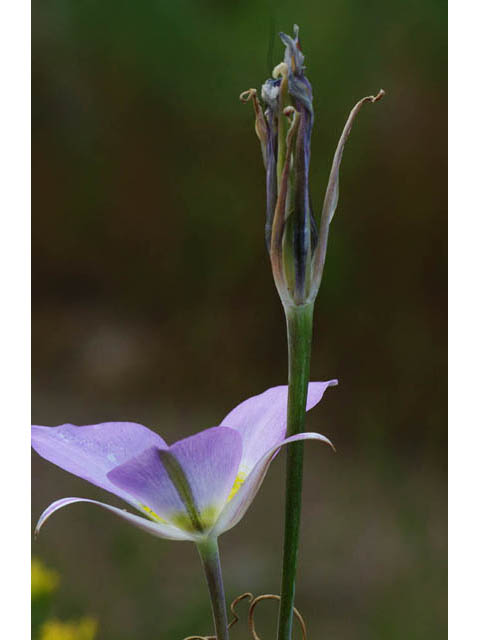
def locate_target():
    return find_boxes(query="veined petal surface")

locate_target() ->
[220,381,337,473]
[108,427,242,533]
[32,422,167,506]
[35,497,192,541]
[212,431,334,537]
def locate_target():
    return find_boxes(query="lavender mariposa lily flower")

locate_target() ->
[32,381,336,543]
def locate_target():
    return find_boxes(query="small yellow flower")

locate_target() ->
[40,617,98,640]
[31,558,60,599]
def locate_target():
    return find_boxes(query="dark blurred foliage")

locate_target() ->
[32,1,447,638]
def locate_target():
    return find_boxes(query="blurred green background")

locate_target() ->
[32,0,447,638]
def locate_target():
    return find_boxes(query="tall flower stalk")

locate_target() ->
[197,538,229,639]
[241,24,384,639]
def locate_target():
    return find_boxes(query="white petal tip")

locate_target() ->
[315,433,336,452]
[34,517,46,539]
[34,514,49,539]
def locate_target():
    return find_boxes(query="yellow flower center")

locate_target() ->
[228,471,247,502]
[141,504,167,523]
[141,471,248,532]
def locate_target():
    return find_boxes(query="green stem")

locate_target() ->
[277,303,314,640]
[197,537,229,640]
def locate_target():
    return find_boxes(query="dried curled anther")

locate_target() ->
[248,594,307,640]
[239,88,257,102]
[283,105,297,119]
[371,88,386,102]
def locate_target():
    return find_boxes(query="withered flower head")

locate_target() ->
[241,25,384,309]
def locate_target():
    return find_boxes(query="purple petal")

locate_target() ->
[108,426,242,533]
[312,90,385,293]
[213,431,335,536]
[32,422,167,506]
[220,381,337,472]
[35,497,192,541]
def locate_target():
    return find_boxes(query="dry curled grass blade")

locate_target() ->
[248,594,307,640]
[183,591,306,639]
[228,592,254,630]
[183,592,254,640]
